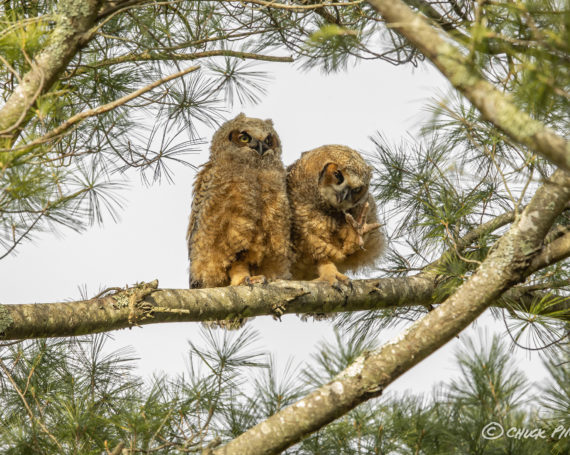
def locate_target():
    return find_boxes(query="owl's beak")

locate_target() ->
[251,139,270,156]
[336,187,350,203]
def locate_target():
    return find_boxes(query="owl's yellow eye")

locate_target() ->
[238,132,251,143]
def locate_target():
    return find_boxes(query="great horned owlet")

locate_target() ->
[187,113,291,291]
[287,145,384,285]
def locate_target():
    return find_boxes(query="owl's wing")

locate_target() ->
[186,161,214,260]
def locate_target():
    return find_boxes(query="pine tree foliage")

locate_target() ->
[338,0,570,339]
[1,0,569,451]
[1,329,569,454]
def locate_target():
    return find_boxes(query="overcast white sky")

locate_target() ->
[0,58,550,396]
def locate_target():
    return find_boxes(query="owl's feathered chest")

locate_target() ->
[196,159,287,229]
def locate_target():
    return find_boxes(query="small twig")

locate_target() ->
[442,221,482,265]
[93,287,124,300]
[237,0,364,11]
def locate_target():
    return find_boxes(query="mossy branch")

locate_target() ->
[0,0,102,144]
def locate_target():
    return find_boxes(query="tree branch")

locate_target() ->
[426,207,517,270]
[0,276,435,341]
[238,0,365,11]
[366,0,570,172]
[1,229,569,341]
[499,285,570,317]
[528,231,570,274]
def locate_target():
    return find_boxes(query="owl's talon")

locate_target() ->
[238,274,267,289]
[332,278,353,294]
[357,201,371,225]
[345,202,381,246]
[249,275,267,285]
[332,282,344,293]
[314,268,352,293]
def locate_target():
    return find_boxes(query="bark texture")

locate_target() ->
[1,245,568,341]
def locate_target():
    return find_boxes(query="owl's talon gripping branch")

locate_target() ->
[241,275,268,288]
[228,261,267,287]
[249,275,269,286]
[315,262,352,291]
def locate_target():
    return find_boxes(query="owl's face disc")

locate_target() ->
[211,114,281,161]
[228,129,277,157]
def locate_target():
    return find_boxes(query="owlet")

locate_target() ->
[187,113,291,292]
[287,145,384,285]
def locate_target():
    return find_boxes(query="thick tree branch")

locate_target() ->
[0,276,435,341]
[1,246,568,341]
[366,0,570,172]
[213,170,570,455]
[0,0,102,144]
[1,198,568,341]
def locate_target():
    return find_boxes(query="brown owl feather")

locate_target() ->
[287,145,384,285]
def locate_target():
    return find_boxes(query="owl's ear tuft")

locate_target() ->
[264,119,274,126]
[234,113,246,120]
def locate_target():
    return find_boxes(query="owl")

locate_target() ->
[187,113,291,293]
[287,145,384,285]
